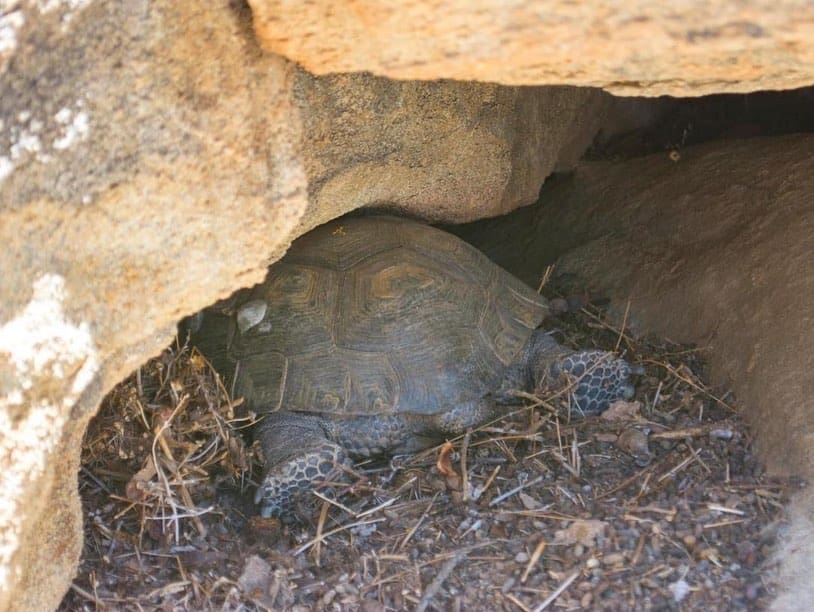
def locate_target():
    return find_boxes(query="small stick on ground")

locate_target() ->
[150,394,192,543]
[479,465,501,499]
[398,493,440,551]
[630,533,647,566]
[69,583,104,606]
[657,449,699,483]
[312,490,355,516]
[614,300,631,353]
[532,570,580,612]
[650,425,729,440]
[537,264,554,293]
[504,592,532,612]
[579,305,637,353]
[313,499,330,567]
[414,550,468,612]
[355,496,399,519]
[707,503,746,516]
[651,380,663,411]
[703,518,748,529]
[521,539,547,583]
[643,359,734,411]
[178,481,207,538]
[80,466,113,495]
[490,476,545,507]
[461,430,471,502]
[293,518,387,556]
[596,462,660,500]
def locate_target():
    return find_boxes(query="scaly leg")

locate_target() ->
[526,330,640,415]
[253,412,350,519]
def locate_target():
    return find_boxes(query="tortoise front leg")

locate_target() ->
[253,412,350,519]
[525,330,641,415]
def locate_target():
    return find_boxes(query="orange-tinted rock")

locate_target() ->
[250,0,814,96]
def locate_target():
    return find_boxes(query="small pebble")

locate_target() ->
[549,297,569,314]
[737,541,757,567]
[745,581,762,600]
[710,428,734,440]
[668,578,690,603]
[603,553,625,566]
[573,544,585,557]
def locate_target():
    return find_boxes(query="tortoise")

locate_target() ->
[190,216,638,518]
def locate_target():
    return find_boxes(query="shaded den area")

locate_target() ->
[60,86,814,610]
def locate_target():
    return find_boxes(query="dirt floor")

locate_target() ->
[59,295,796,611]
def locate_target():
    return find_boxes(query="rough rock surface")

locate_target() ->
[0,2,606,609]
[249,0,814,96]
[459,135,814,608]
[294,76,608,226]
[0,3,306,610]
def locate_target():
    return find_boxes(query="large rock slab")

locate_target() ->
[0,3,307,610]
[0,2,606,609]
[249,0,814,96]
[294,76,608,225]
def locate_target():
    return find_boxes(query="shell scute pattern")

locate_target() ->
[230,217,546,418]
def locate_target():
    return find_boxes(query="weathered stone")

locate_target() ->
[0,2,307,610]
[460,135,814,608]
[249,0,814,96]
[293,74,609,225]
[0,2,608,609]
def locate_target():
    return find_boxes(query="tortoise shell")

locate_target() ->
[209,216,549,417]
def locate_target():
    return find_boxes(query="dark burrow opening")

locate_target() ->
[587,86,814,161]
[452,84,814,281]
[60,86,814,610]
